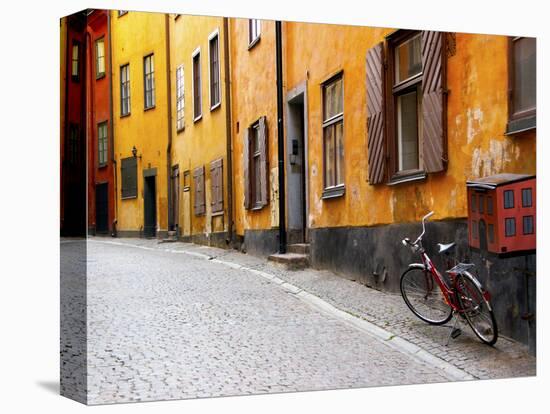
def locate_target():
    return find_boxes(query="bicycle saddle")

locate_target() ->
[437,242,456,254]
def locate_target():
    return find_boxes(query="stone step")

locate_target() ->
[287,243,310,255]
[267,252,309,271]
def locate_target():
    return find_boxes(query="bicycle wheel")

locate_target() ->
[400,267,453,325]
[455,273,498,345]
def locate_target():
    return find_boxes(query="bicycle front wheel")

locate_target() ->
[455,273,498,345]
[400,267,453,325]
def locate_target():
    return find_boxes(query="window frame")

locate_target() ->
[71,40,80,82]
[248,19,261,49]
[250,121,263,208]
[192,47,202,122]
[208,29,221,111]
[321,72,345,199]
[120,63,131,117]
[95,37,106,80]
[175,64,185,132]
[97,121,108,167]
[386,30,426,184]
[506,36,536,135]
[143,53,155,110]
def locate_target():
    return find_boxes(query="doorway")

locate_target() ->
[143,173,157,238]
[170,165,180,233]
[95,182,109,234]
[286,86,308,244]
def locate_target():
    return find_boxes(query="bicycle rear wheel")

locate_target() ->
[400,267,453,325]
[455,273,498,345]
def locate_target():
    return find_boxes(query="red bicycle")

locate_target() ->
[400,211,498,345]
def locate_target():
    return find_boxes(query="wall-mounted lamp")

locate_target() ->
[132,145,142,159]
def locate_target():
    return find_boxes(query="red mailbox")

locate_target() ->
[466,174,536,256]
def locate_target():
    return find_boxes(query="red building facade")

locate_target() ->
[86,10,115,235]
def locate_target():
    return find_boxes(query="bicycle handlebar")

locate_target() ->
[403,211,435,247]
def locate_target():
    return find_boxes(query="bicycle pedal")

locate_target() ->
[451,328,462,339]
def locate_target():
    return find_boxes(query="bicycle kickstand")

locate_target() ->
[445,311,462,346]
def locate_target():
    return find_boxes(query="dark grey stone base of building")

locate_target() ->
[182,231,232,249]
[114,230,168,239]
[243,229,280,258]
[310,220,536,354]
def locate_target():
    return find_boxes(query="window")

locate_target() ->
[176,65,184,130]
[192,49,202,120]
[522,188,533,207]
[120,64,131,116]
[209,32,221,109]
[504,190,514,209]
[210,158,223,213]
[366,31,446,185]
[244,117,268,210]
[322,74,344,198]
[523,215,534,235]
[394,33,422,172]
[121,157,137,199]
[507,37,536,134]
[193,166,205,216]
[472,220,478,239]
[478,194,485,214]
[118,10,128,17]
[71,41,80,81]
[95,38,105,78]
[248,19,261,47]
[505,217,516,237]
[471,193,476,212]
[143,54,155,109]
[487,196,494,215]
[97,122,108,166]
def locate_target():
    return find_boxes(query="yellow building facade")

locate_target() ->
[168,15,232,246]
[111,11,171,237]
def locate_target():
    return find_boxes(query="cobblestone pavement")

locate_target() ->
[100,238,536,382]
[81,238,455,405]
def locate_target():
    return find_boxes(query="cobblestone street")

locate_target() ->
[62,238,535,405]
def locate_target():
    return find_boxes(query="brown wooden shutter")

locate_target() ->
[193,167,199,215]
[210,158,223,213]
[193,166,205,216]
[199,166,206,214]
[258,116,268,206]
[243,128,251,210]
[366,42,386,184]
[421,31,446,173]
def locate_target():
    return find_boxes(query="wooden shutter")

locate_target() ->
[366,42,386,184]
[421,31,446,173]
[258,116,268,206]
[243,128,251,210]
[210,158,223,213]
[193,166,205,216]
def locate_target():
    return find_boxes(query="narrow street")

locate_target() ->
[61,238,535,405]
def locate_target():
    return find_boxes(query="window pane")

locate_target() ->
[522,188,532,207]
[523,215,534,235]
[504,190,514,209]
[513,37,536,114]
[397,90,419,171]
[395,34,422,83]
[324,77,343,120]
[324,126,335,188]
[96,40,105,75]
[505,217,516,237]
[335,121,344,185]
[487,196,493,215]
[471,193,476,212]
[254,155,261,203]
[478,195,485,214]
[488,224,495,243]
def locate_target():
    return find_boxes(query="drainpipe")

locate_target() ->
[165,14,173,237]
[223,17,234,246]
[275,21,286,254]
[107,11,118,237]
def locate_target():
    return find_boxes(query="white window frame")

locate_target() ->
[192,47,202,122]
[120,63,131,116]
[176,64,185,131]
[208,29,221,111]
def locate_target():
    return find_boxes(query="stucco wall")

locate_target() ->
[111,11,169,234]
[284,23,536,229]
[169,15,229,239]
[230,18,279,237]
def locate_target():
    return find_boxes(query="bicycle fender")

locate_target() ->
[459,271,493,312]
[407,263,426,271]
